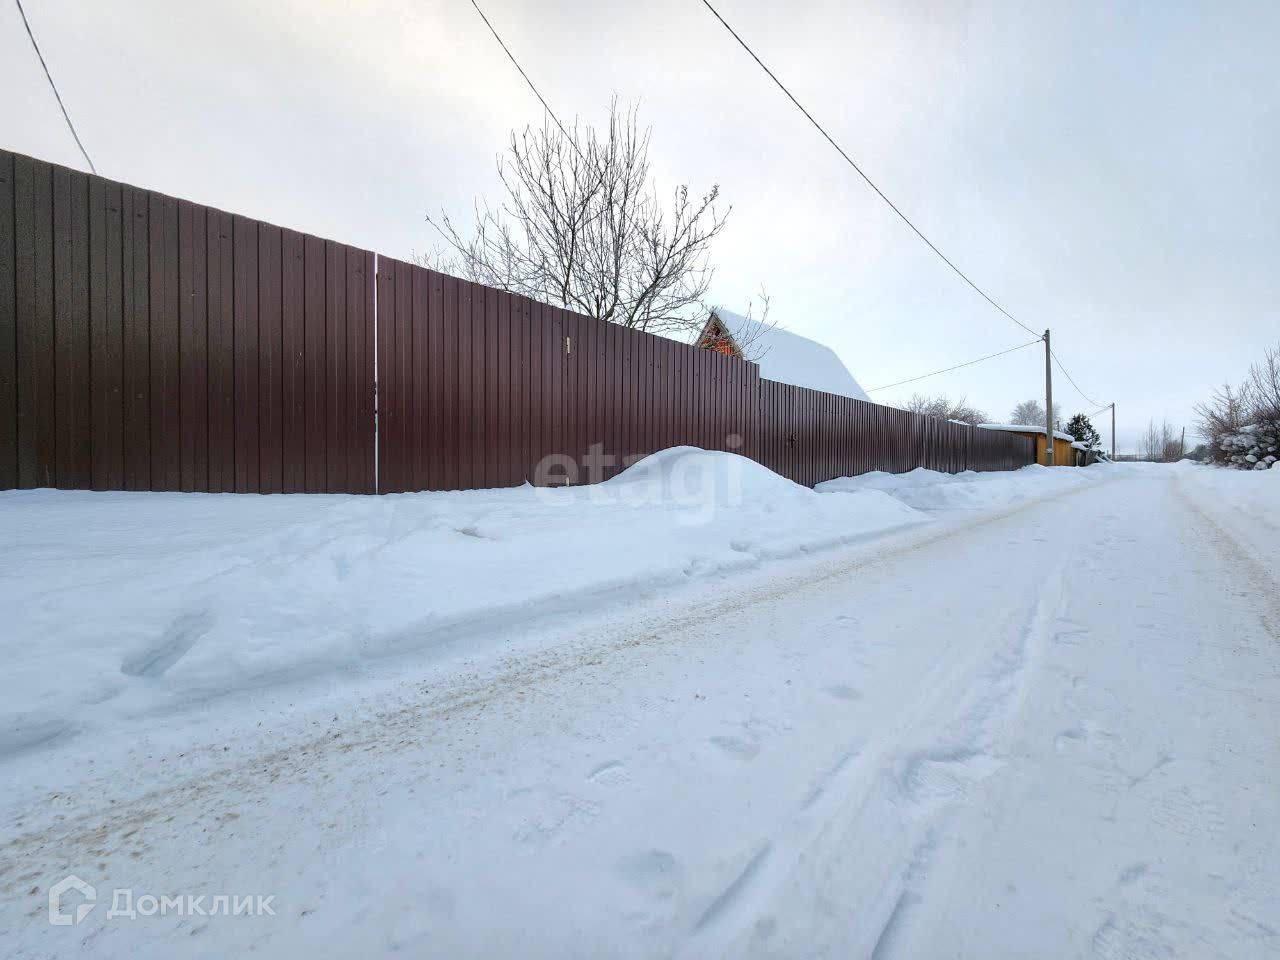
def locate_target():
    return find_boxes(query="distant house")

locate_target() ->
[694,309,870,402]
[977,423,1080,466]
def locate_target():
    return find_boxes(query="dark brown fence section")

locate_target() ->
[0,150,374,493]
[376,258,539,492]
[967,420,1038,473]
[2,149,1033,496]
[374,256,759,492]
[758,379,1034,487]
[557,305,760,483]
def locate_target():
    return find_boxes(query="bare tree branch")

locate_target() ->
[425,100,732,338]
[904,394,988,426]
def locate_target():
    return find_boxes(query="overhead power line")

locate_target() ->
[1050,348,1105,408]
[466,0,575,145]
[13,0,96,174]
[698,0,1038,339]
[467,0,1106,415]
[866,337,1043,393]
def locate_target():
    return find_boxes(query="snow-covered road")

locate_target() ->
[3,465,1278,958]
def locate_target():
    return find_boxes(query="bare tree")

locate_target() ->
[1194,342,1280,466]
[1244,343,1280,422]
[427,100,729,338]
[904,394,987,426]
[1009,399,1058,426]
[1140,418,1182,462]
[1194,382,1250,462]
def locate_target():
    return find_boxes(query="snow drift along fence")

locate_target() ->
[757,380,1034,487]
[0,148,1034,494]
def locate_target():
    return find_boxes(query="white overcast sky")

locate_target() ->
[3,0,1277,450]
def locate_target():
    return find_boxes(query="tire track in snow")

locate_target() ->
[883,471,1280,960]
[676,558,1072,959]
[860,559,1071,960]
[1173,474,1280,639]
[1077,476,1280,960]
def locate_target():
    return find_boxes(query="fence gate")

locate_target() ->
[373,256,761,493]
[375,256,549,493]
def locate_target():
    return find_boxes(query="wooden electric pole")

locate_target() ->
[1044,330,1055,466]
[1111,402,1116,460]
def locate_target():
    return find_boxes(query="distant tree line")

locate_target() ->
[903,394,987,426]
[901,395,1107,453]
[1138,419,1185,463]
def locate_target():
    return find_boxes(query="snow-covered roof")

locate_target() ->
[1070,440,1092,451]
[977,423,1076,443]
[706,310,870,402]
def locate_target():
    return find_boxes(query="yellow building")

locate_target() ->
[977,423,1080,466]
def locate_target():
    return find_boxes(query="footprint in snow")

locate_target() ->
[709,735,760,760]
[825,684,861,701]
[332,553,351,579]
[120,611,214,678]
[1055,727,1086,752]
[0,717,76,759]
[616,849,682,900]
[586,760,630,787]
[1118,862,1150,886]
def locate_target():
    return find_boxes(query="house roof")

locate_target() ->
[977,422,1076,443]
[702,309,870,402]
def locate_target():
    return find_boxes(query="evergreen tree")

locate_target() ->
[1065,413,1101,449]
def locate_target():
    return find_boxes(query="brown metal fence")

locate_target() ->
[0,148,1033,495]
[373,255,759,492]
[0,150,374,493]
[758,379,1034,486]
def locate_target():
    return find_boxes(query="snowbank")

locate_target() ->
[1172,460,1279,580]
[1215,421,1279,469]
[816,463,1106,511]
[0,448,925,756]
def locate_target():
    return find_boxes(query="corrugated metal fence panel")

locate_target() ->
[756,378,1035,485]
[0,152,14,489]
[13,153,55,488]
[374,265,763,492]
[377,258,535,493]
[0,148,374,493]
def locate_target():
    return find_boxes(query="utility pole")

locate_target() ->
[1043,329,1054,466]
[1111,402,1116,460]
[1180,426,1186,459]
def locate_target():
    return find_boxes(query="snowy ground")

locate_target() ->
[1,457,1277,958]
